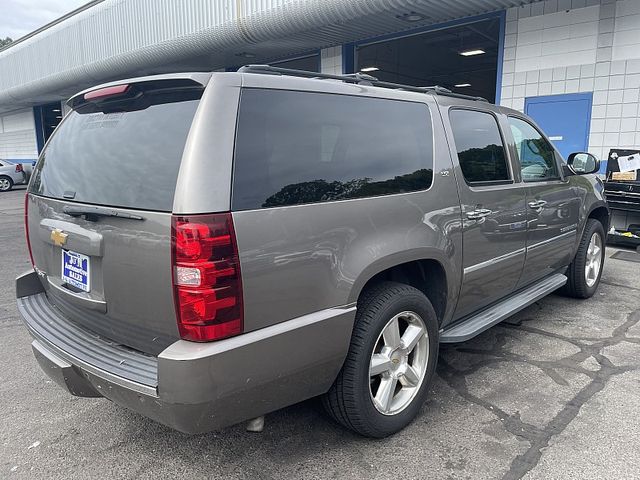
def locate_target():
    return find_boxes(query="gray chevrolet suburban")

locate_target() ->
[16,65,609,438]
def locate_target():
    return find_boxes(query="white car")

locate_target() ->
[0,160,27,191]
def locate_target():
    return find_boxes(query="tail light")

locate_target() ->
[24,194,34,266]
[171,213,243,342]
[15,163,23,173]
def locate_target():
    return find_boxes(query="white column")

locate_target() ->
[320,46,343,75]
[0,109,38,160]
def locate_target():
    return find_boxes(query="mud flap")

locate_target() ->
[31,340,102,398]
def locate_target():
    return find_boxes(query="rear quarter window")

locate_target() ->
[232,89,434,210]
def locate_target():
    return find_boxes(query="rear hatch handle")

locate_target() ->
[63,206,145,221]
[39,219,103,256]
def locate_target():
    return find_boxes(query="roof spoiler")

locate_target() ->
[67,72,212,112]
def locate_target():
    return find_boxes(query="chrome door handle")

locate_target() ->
[528,200,547,211]
[466,208,493,220]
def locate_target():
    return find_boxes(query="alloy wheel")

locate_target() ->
[369,311,429,415]
[585,232,603,288]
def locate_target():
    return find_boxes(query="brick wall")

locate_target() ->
[501,0,640,160]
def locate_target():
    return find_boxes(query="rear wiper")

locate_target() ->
[63,205,144,221]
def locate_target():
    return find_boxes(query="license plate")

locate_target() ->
[61,250,90,292]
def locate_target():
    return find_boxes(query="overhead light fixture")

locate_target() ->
[55,115,63,118]
[460,49,485,57]
[235,52,256,58]
[360,67,379,72]
[52,109,61,112]
[455,83,471,88]
[396,12,425,22]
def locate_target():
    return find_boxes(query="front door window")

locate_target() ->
[508,117,560,182]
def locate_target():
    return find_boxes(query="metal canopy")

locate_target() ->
[0,0,539,113]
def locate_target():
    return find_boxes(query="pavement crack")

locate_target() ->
[437,358,545,445]
[501,364,630,480]
[600,280,640,292]
[500,307,640,480]
[440,304,640,480]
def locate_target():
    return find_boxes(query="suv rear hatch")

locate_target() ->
[26,76,207,355]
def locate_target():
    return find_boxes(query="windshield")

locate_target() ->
[29,99,200,211]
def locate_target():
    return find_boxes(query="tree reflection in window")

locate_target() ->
[232,89,435,210]
[456,144,508,184]
[449,110,510,184]
[262,169,433,207]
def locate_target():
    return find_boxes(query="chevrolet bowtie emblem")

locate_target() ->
[50,228,68,247]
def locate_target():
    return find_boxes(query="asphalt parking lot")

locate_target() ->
[1,185,639,480]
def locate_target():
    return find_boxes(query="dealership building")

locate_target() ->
[0,0,639,168]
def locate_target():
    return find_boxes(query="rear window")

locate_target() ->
[232,89,433,210]
[449,109,510,184]
[29,99,200,211]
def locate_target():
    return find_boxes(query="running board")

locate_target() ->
[440,273,567,343]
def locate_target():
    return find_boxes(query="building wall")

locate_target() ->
[0,109,38,161]
[500,0,640,160]
[320,46,343,75]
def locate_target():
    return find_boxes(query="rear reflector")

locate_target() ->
[84,84,129,101]
[24,194,34,267]
[171,213,243,342]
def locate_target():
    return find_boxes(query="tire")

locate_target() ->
[562,219,605,299]
[322,281,439,438]
[0,176,13,192]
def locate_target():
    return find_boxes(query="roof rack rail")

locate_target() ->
[237,64,489,103]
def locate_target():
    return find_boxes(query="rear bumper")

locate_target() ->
[16,270,356,433]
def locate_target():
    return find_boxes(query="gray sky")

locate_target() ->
[1,0,90,40]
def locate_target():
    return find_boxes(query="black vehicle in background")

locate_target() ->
[604,149,640,248]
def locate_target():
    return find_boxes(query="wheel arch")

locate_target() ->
[586,203,610,233]
[569,201,609,266]
[349,253,451,326]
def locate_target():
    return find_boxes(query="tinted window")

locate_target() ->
[449,109,510,183]
[232,89,433,210]
[29,99,200,211]
[508,117,559,181]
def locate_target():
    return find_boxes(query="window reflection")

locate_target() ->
[233,89,434,210]
[262,170,434,207]
[508,117,558,181]
[30,100,200,211]
[449,109,510,184]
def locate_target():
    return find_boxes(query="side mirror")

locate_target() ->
[567,152,599,175]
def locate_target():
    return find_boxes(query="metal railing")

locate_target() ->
[237,64,489,102]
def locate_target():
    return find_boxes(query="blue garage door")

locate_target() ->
[525,93,593,161]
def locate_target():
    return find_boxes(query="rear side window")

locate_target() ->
[449,109,510,184]
[29,99,200,211]
[232,89,433,210]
